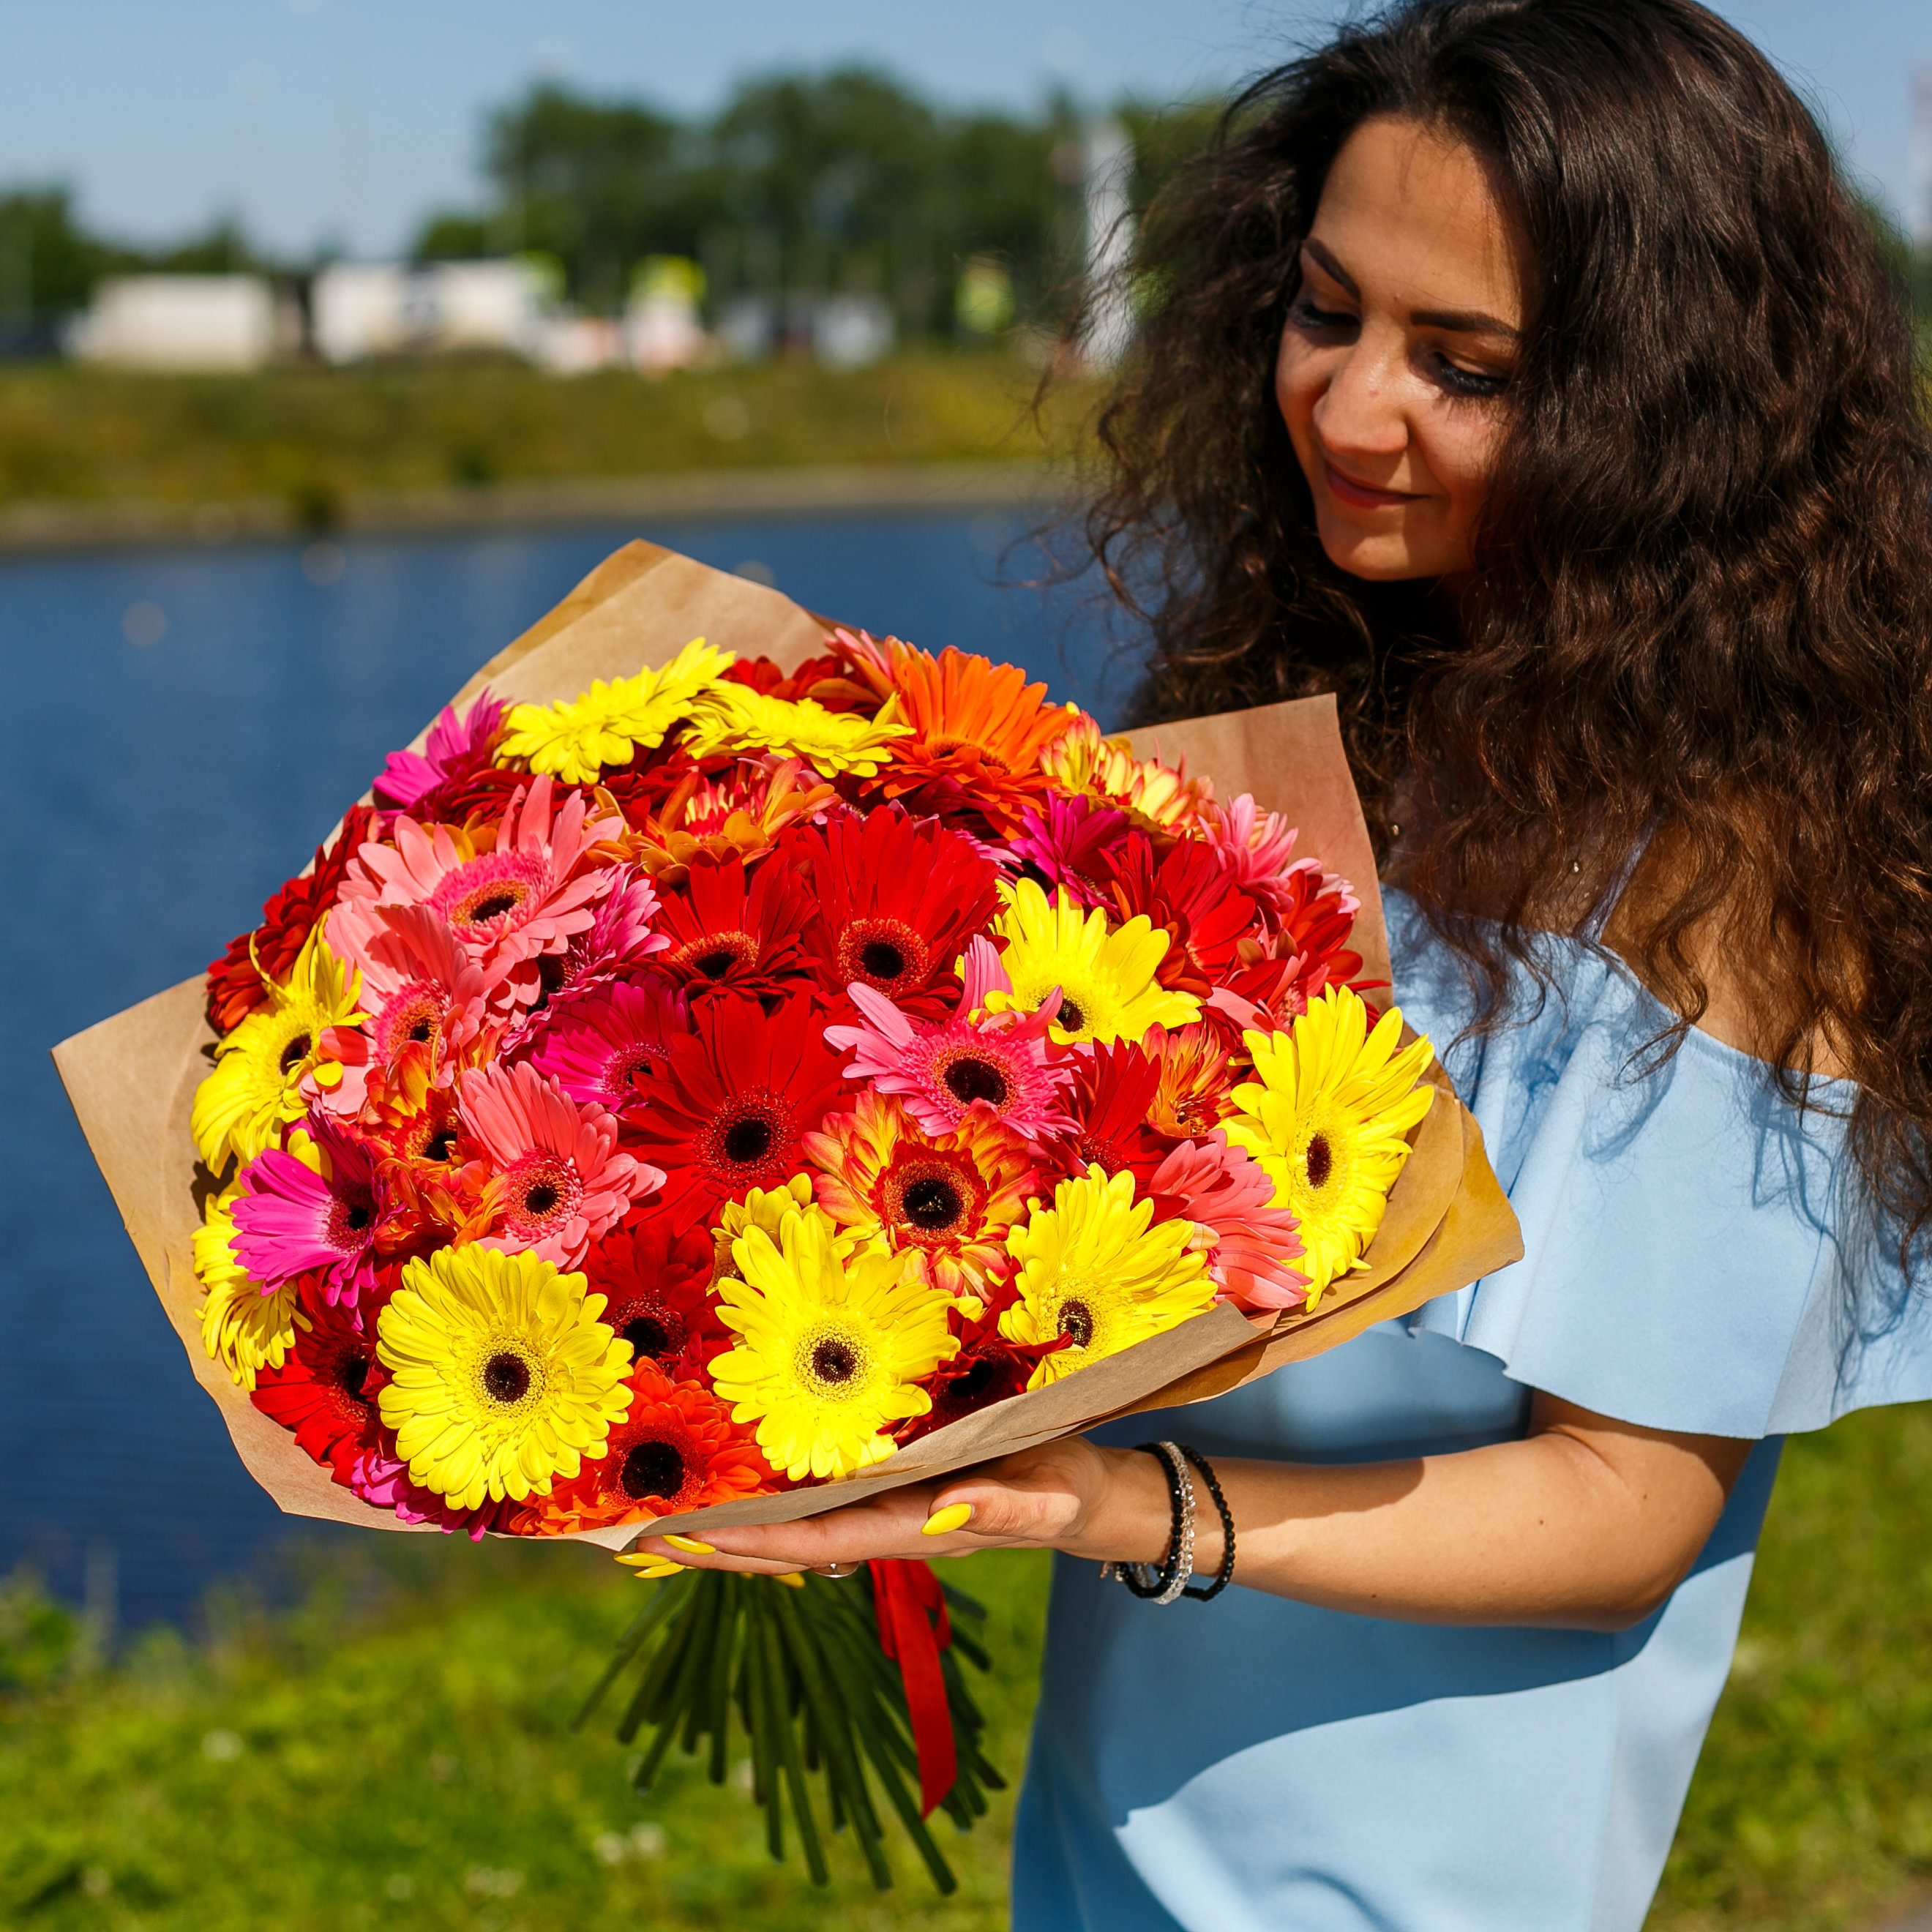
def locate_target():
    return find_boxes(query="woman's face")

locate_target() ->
[1276,116,1527,583]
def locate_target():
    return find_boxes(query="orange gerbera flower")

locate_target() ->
[872,642,1074,832]
[802,1090,1036,1299]
[1145,1024,1238,1141]
[517,1359,777,1533]
[1041,714,1213,834]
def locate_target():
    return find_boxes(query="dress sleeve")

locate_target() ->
[1387,894,1932,1438]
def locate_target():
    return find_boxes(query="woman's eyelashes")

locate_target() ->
[1288,293,1356,336]
[1431,353,1510,399]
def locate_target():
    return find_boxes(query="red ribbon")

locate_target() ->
[867,1557,956,1816]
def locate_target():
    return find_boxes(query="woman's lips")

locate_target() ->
[1323,461,1420,509]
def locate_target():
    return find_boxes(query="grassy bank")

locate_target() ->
[6,1404,1932,1931]
[0,356,1090,523]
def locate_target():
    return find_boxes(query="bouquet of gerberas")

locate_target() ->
[56,542,1519,1894]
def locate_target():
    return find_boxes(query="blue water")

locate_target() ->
[0,510,1146,1630]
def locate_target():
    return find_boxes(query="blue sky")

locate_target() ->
[0,0,1924,258]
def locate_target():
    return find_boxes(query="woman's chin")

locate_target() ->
[1315,521,1450,583]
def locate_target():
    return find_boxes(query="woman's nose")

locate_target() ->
[1311,340,1409,459]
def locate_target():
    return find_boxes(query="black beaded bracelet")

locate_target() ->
[1177,1445,1236,1600]
[1104,1442,1192,1602]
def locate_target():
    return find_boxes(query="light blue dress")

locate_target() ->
[1011,887,1932,1931]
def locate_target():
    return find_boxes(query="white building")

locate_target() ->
[311,258,554,364]
[69,275,278,371]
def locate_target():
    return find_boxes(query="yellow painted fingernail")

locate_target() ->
[662,1534,715,1555]
[776,1571,806,1589]
[629,1560,685,1580]
[922,1502,974,1537]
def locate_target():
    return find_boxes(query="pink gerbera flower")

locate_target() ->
[231,1117,387,1311]
[1199,793,1360,932]
[825,938,1075,1143]
[1008,794,1131,908]
[317,903,503,1117]
[1146,1131,1309,1313]
[372,690,508,814]
[458,1060,660,1266]
[531,974,690,1115]
[498,866,669,1055]
[340,775,619,993]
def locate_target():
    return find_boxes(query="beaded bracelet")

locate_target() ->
[1177,1445,1236,1600]
[1098,1441,1236,1604]
[1099,1441,1193,1603]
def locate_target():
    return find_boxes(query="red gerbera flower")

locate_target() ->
[652,854,813,1002]
[250,1289,386,1483]
[1044,1040,1181,1188]
[583,1210,726,1380]
[782,806,1000,1017]
[899,1299,1068,1443]
[1223,866,1366,1024]
[520,1359,779,1532]
[719,651,872,711]
[1101,832,1261,995]
[626,992,848,1229]
[204,805,375,1033]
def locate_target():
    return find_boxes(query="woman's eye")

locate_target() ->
[1432,354,1510,399]
[1289,296,1355,334]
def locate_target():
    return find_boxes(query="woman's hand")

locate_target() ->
[632,1437,1177,1576]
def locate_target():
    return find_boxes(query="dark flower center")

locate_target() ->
[343,1199,373,1233]
[621,1312,678,1361]
[902,1176,963,1232]
[465,889,523,925]
[695,949,737,980]
[722,1115,775,1166]
[943,1056,1008,1109]
[619,1438,686,1502]
[423,1128,458,1163]
[406,1016,435,1044]
[483,1352,531,1403]
[811,1338,858,1384]
[860,939,907,980]
[337,1352,370,1401]
[278,1032,312,1076]
[1057,1300,1095,1349]
[1055,997,1086,1033]
[1306,1134,1333,1191]
[947,1354,998,1404]
[523,1181,561,1217]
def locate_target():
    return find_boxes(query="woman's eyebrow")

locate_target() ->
[1302,238,1358,295]
[1411,306,1522,340]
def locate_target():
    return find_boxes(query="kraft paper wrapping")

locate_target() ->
[52,541,1522,1554]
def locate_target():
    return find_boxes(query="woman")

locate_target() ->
[640,2,1932,1924]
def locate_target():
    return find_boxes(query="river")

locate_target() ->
[0,509,1145,1631]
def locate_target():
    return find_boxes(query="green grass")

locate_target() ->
[1650,1401,1932,1931]
[0,1540,1051,1931]
[0,355,1090,517]
[7,1407,1932,1931]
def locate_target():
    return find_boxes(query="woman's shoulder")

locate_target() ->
[1382,887,1932,1438]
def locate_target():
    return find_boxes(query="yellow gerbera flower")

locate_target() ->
[984,878,1202,1045]
[1222,986,1436,1305]
[191,926,365,1172]
[998,1165,1216,1389]
[710,1207,959,1481]
[1041,712,1210,832]
[708,1175,858,1286]
[192,1175,297,1390]
[683,686,910,777]
[375,1246,634,1510]
[495,637,734,784]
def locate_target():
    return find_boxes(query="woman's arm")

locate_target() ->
[639,1393,1755,1633]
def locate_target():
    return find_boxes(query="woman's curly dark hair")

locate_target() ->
[1074,0,1932,1244]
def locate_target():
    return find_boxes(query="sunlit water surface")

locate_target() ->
[0,511,1145,1630]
